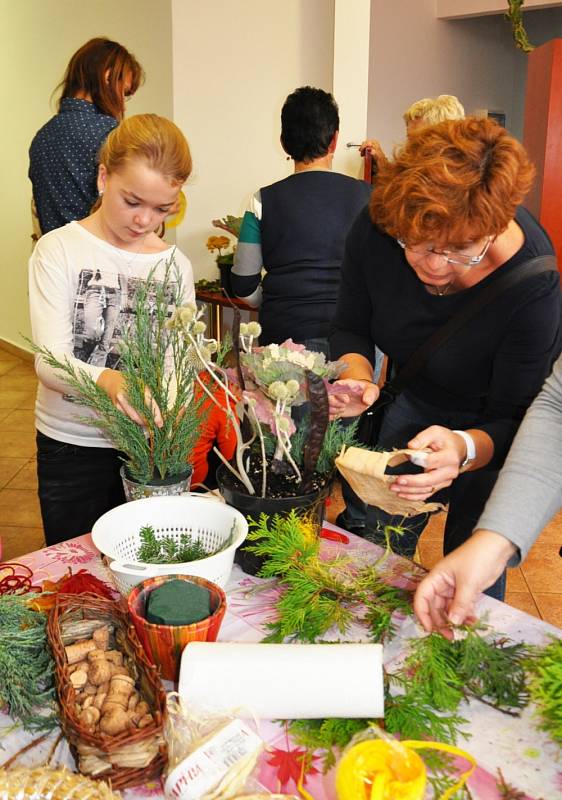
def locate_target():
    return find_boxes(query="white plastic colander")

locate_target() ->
[91,494,248,596]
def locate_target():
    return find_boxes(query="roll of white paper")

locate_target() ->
[178,641,384,719]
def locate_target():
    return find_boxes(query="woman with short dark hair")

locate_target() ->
[29,37,144,234]
[231,85,371,354]
[330,117,562,601]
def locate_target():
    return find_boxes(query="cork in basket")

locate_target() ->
[47,593,167,790]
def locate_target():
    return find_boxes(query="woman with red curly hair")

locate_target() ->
[330,117,561,602]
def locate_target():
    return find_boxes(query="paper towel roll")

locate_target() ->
[178,641,384,719]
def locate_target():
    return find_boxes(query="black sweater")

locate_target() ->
[330,206,562,468]
[241,171,371,345]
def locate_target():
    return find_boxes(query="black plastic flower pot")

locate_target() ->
[218,263,234,298]
[216,464,330,576]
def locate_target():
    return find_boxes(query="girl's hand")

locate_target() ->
[389,425,467,501]
[328,379,379,420]
[97,369,163,428]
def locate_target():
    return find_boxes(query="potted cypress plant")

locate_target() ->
[32,259,205,501]
[166,303,358,572]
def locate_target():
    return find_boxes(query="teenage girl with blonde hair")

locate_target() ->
[30,114,195,545]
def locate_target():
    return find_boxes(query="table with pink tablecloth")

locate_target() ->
[1,525,560,799]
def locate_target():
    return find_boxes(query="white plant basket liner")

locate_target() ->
[91,495,248,596]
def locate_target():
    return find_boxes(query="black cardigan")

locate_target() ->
[330,206,562,468]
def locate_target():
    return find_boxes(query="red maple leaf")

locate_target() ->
[266,746,319,787]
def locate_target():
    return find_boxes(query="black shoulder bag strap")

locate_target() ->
[387,254,558,396]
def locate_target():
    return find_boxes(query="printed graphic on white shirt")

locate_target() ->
[71,269,176,370]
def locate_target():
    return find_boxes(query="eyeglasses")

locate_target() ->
[397,236,493,267]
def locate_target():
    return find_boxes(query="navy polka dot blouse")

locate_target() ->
[29,98,117,234]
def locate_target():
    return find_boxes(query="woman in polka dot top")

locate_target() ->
[29,37,144,234]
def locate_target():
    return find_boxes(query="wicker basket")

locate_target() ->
[47,594,167,790]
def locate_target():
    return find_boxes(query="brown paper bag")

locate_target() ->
[335,446,446,517]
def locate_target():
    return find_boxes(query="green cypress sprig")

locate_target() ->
[246,511,411,644]
[525,636,562,744]
[136,524,230,564]
[0,595,57,732]
[288,718,374,772]
[399,633,465,711]
[459,628,530,712]
[246,512,320,580]
[392,627,531,715]
[383,688,468,744]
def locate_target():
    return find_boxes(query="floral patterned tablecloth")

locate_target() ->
[1,526,560,799]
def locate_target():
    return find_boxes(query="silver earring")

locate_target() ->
[98,189,104,197]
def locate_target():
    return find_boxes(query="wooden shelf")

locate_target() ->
[195,289,258,341]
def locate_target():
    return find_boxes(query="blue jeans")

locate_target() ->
[36,431,126,545]
[343,392,506,601]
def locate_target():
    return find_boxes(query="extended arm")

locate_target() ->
[231,191,263,307]
[414,352,562,632]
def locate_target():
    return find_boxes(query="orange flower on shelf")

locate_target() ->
[202,215,243,295]
[206,235,231,255]
[206,215,242,267]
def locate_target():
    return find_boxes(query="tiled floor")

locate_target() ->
[1,345,560,627]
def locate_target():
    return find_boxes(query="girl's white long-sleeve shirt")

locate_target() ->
[29,221,195,448]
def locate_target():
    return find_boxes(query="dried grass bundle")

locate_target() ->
[0,766,120,800]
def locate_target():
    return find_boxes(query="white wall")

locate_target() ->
[171,0,335,282]
[367,0,517,153]
[332,0,371,176]
[0,0,174,349]
[367,1,562,151]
